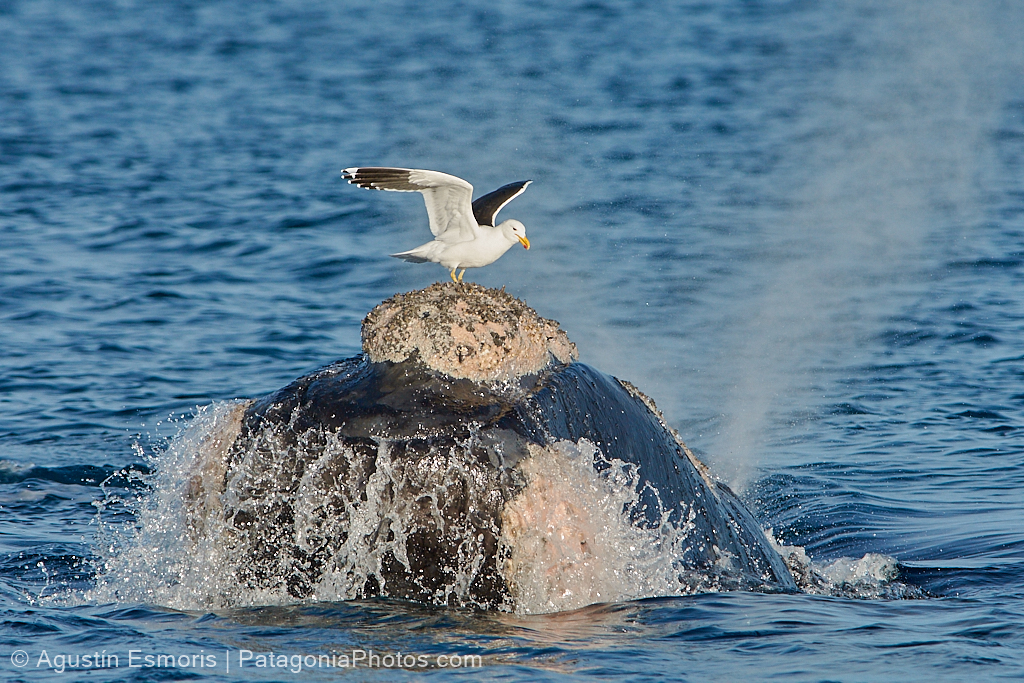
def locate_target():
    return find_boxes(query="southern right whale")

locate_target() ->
[177,283,797,612]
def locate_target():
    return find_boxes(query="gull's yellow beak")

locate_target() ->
[518,236,531,250]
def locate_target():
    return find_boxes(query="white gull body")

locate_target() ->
[341,167,531,282]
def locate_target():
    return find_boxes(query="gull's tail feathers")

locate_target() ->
[390,248,433,263]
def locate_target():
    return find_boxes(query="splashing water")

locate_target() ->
[88,401,253,609]
[501,440,714,614]
[89,399,515,610]
[86,402,912,612]
[769,535,922,600]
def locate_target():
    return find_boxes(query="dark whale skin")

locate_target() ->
[224,355,796,607]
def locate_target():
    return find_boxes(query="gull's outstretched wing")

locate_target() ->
[471,180,532,227]
[342,167,477,242]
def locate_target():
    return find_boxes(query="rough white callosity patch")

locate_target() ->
[499,440,715,614]
[362,282,578,382]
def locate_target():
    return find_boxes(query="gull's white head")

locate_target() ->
[501,219,530,250]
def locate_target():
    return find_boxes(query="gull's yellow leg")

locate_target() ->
[450,268,459,283]
[457,269,466,282]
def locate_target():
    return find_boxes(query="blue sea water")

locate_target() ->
[2,0,1024,679]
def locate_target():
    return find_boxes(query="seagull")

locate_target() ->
[341,167,532,282]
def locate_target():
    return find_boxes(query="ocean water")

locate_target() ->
[2,0,1024,679]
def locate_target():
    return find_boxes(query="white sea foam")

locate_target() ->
[768,534,917,599]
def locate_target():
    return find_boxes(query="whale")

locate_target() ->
[179,283,797,612]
